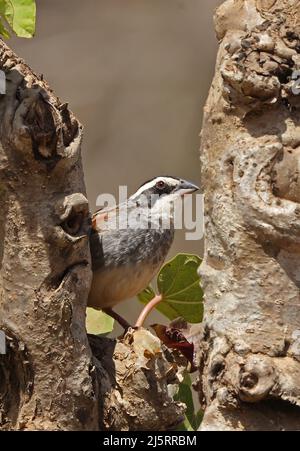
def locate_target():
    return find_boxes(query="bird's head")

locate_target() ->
[92,176,199,232]
[130,176,199,210]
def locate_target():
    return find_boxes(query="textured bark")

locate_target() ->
[0,41,185,431]
[198,0,300,431]
[90,330,186,431]
[0,40,97,430]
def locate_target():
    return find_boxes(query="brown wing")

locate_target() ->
[92,206,119,233]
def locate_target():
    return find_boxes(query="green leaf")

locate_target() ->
[178,376,195,422]
[176,415,194,432]
[0,0,36,38]
[158,254,203,323]
[174,374,203,431]
[138,285,179,321]
[86,308,114,335]
[0,17,10,37]
[195,409,204,430]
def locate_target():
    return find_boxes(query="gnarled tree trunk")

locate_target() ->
[0,41,184,431]
[0,40,98,430]
[199,0,300,431]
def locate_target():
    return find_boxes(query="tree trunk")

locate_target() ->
[199,0,300,431]
[0,41,184,431]
[0,40,99,430]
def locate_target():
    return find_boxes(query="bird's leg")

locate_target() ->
[103,308,132,331]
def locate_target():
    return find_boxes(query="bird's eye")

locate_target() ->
[156,180,166,190]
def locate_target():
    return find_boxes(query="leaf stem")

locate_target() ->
[135,294,163,328]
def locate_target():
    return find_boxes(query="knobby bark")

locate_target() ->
[198,0,300,430]
[0,41,185,431]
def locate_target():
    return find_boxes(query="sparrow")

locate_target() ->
[88,176,199,327]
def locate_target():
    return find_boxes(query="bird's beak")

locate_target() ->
[176,180,200,196]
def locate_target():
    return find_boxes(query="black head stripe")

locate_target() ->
[137,176,180,191]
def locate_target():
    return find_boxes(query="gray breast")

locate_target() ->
[90,226,174,272]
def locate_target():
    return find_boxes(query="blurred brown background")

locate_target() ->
[10,0,222,329]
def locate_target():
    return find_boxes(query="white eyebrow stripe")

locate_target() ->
[131,177,178,198]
